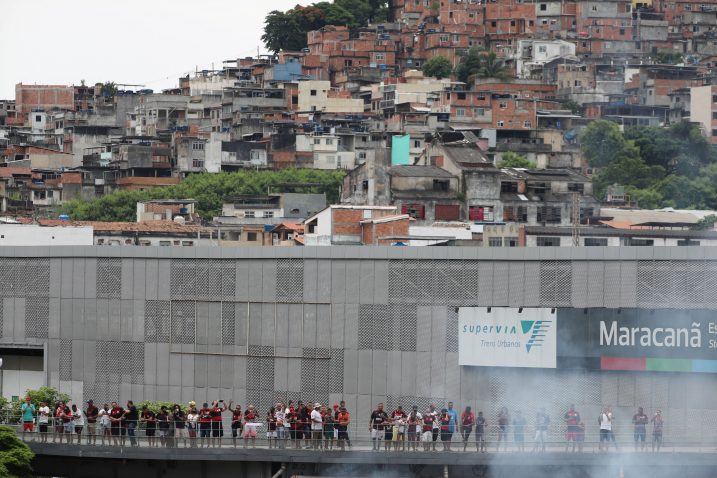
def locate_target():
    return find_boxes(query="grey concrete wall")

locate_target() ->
[2,246,717,442]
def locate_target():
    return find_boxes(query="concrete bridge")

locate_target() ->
[27,442,717,478]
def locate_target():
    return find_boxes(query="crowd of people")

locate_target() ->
[15,396,666,453]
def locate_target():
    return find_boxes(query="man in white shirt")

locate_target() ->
[311,403,323,449]
[37,402,50,443]
[599,407,617,452]
[275,403,287,448]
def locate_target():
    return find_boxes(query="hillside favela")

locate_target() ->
[3,1,717,477]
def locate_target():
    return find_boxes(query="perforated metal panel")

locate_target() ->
[637,261,706,309]
[171,301,196,344]
[95,341,145,384]
[277,259,304,302]
[97,258,121,299]
[330,349,344,393]
[388,260,479,305]
[445,307,458,353]
[247,346,275,400]
[144,300,171,342]
[221,302,235,346]
[539,261,572,306]
[25,297,49,339]
[0,299,3,338]
[358,304,417,351]
[0,259,50,298]
[59,339,72,381]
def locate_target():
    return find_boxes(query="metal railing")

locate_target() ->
[2,416,710,454]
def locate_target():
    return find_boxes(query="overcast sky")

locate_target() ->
[0,0,300,99]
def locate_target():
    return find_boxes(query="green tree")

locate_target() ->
[422,55,453,79]
[560,99,584,115]
[9,387,70,416]
[579,120,640,167]
[100,81,118,97]
[262,9,308,52]
[497,152,536,169]
[455,49,509,83]
[692,214,717,230]
[0,426,34,478]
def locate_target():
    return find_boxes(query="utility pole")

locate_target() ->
[572,192,580,246]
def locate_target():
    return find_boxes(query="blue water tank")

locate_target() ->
[59,214,70,221]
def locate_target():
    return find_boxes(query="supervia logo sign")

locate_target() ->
[521,320,553,353]
[458,307,557,369]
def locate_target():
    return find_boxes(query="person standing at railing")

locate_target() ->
[98,404,111,445]
[532,408,549,453]
[53,401,65,443]
[71,404,84,445]
[310,403,323,450]
[37,401,50,443]
[20,396,35,442]
[186,405,199,448]
[337,404,351,451]
[564,404,581,453]
[85,400,98,445]
[446,402,458,448]
[198,403,212,448]
[141,405,157,448]
[632,407,648,452]
[439,408,452,451]
[406,406,421,452]
[369,402,389,451]
[496,407,510,452]
[267,406,278,449]
[338,401,352,448]
[598,407,617,452]
[61,405,74,444]
[323,406,335,450]
[513,410,526,453]
[210,400,230,448]
[421,407,435,452]
[391,405,407,451]
[460,406,475,452]
[109,402,124,446]
[426,404,440,452]
[475,411,486,453]
[275,402,286,449]
[172,404,187,448]
[651,410,663,453]
[576,421,585,453]
[157,406,170,448]
[230,404,242,448]
[124,401,139,447]
[243,404,259,449]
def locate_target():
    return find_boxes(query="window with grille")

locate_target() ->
[538,206,561,223]
[584,237,608,246]
[536,236,560,246]
[488,237,503,247]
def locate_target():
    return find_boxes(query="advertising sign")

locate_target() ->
[557,308,717,374]
[458,307,557,368]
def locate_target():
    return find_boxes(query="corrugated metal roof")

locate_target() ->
[389,165,455,178]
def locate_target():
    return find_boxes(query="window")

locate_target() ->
[159,240,171,246]
[181,240,194,246]
[712,129,717,137]
[469,206,494,221]
[314,138,321,144]
[192,159,204,168]
[488,237,503,247]
[433,180,450,192]
[375,53,385,61]
[414,140,421,148]
[677,239,700,246]
[712,112,717,120]
[245,211,255,218]
[524,120,531,128]
[456,107,466,117]
[591,5,598,11]
[192,142,204,151]
[491,21,497,27]
[499,101,508,109]
[537,206,561,224]
[474,108,485,116]
[624,238,654,246]
[584,237,608,246]
[510,20,516,27]
[497,121,504,127]
[401,204,425,219]
[453,34,460,42]
[310,89,317,96]
[620,28,625,35]
[568,183,585,193]
[713,95,717,103]
[538,46,547,53]
[539,3,547,10]
[440,34,450,42]
[503,205,528,222]
[457,92,466,100]
[250,150,263,161]
[536,236,560,246]
[325,138,334,145]
[247,232,258,241]
[505,237,519,247]
[264,211,274,218]
[35,115,41,122]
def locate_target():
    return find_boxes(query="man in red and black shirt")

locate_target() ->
[369,403,389,451]
[85,400,98,445]
[109,402,125,446]
[564,404,581,453]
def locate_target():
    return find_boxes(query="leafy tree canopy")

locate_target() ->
[262,1,388,52]
[422,55,453,79]
[455,49,510,83]
[0,426,34,478]
[497,152,536,169]
[60,169,346,222]
[581,120,717,209]
[9,386,70,413]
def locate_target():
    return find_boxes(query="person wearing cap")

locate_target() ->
[311,402,323,449]
[85,400,99,445]
[20,396,35,440]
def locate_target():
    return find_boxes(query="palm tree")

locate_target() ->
[475,52,510,80]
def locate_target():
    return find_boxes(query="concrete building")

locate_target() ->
[3,246,717,458]
[690,84,717,144]
[15,83,74,124]
[303,205,400,245]
[297,81,363,114]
